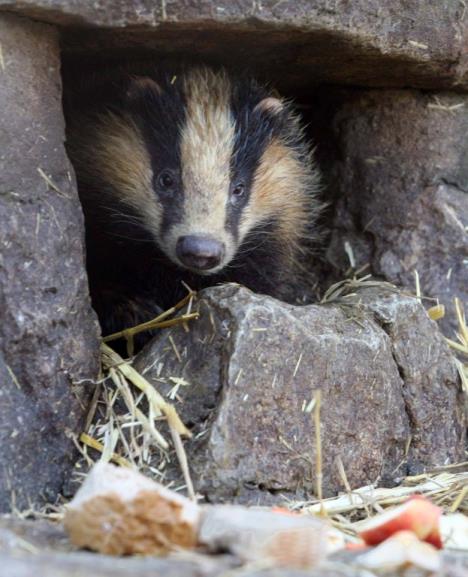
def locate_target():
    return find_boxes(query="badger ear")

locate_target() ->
[254,96,285,115]
[126,76,162,101]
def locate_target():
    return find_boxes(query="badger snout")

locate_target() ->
[176,235,225,272]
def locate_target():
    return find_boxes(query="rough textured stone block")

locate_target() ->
[135,285,465,503]
[0,1,466,91]
[322,90,468,335]
[0,14,100,511]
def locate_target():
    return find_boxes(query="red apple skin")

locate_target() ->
[425,528,443,549]
[359,496,442,548]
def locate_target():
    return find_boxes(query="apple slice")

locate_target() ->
[356,530,441,573]
[358,495,442,548]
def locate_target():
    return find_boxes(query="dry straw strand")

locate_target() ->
[103,290,197,344]
[101,343,191,437]
[80,432,131,468]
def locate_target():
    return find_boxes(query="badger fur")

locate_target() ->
[66,66,321,342]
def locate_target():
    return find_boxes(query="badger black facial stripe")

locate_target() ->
[130,73,188,237]
[226,83,288,238]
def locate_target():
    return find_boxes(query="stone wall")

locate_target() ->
[315,89,468,335]
[1,1,467,92]
[0,1,466,511]
[0,14,100,511]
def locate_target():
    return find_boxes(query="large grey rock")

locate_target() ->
[346,289,467,468]
[0,1,467,92]
[135,285,465,503]
[0,14,100,511]
[322,90,468,336]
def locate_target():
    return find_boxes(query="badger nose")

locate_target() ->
[176,235,225,271]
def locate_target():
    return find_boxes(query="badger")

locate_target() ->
[65,66,321,342]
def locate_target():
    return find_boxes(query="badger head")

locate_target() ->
[82,68,319,275]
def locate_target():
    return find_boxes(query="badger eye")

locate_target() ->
[231,183,246,204]
[158,170,174,189]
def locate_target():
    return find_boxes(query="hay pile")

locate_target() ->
[77,289,198,499]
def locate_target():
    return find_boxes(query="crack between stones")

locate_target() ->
[196,299,235,433]
[439,177,468,194]
[370,313,417,475]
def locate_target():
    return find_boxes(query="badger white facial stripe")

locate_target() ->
[179,68,235,235]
